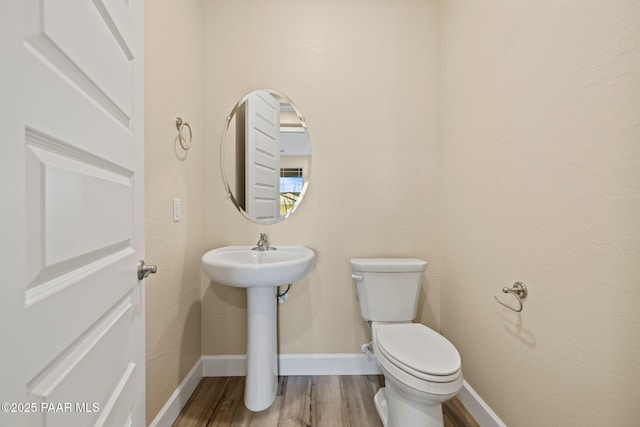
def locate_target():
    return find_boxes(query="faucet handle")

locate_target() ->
[256,233,275,251]
[252,233,270,251]
[258,233,268,245]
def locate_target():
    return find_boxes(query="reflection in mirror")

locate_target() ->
[221,89,311,224]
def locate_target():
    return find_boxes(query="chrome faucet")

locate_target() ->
[253,233,271,251]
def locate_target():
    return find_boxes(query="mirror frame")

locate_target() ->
[220,89,311,224]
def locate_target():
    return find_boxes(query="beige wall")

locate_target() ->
[145,1,639,425]
[144,0,203,423]
[201,0,442,355]
[441,1,640,426]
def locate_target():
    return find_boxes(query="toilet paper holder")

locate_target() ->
[494,281,528,312]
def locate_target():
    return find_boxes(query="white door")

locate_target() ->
[0,1,145,426]
[245,90,281,221]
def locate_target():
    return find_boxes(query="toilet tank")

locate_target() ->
[350,258,427,322]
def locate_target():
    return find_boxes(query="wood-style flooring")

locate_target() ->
[173,376,480,427]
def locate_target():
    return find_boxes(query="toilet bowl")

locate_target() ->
[350,258,463,427]
[372,322,463,427]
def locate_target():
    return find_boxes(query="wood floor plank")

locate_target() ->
[339,376,383,427]
[443,394,481,427]
[172,376,479,427]
[173,377,223,427]
[279,376,312,427]
[311,376,349,427]
[247,395,283,427]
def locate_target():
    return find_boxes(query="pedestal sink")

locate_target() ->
[201,245,315,411]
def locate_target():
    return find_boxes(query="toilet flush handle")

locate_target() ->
[351,274,363,282]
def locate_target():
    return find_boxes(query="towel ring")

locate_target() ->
[176,117,192,151]
[494,281,528,312]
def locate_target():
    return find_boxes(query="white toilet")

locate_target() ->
[351,258,463,427]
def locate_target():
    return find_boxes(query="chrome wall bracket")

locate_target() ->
[176,117,192,151]
[494,281,528,312]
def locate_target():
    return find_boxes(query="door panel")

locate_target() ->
[25,131,133,281]
[25,0,134,124]
[27,294,136,427]
[0,0,145,426]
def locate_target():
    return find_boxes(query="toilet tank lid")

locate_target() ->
[350,258,427,272]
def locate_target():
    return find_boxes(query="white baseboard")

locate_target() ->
[457,380,506,427]
[149,355,505,427]
[148,358,203,427]
[279,353,382,376]
[202,353,381,377]
[201,354,247,376]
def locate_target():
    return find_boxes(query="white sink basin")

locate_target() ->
[201,244,315,411]
[201,245,315,288]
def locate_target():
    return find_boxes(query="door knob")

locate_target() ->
[137,260,157,280]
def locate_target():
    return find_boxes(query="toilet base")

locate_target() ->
[374,384,446,427]
[374,388,389,426]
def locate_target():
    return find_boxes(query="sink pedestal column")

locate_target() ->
[245,287,278,411]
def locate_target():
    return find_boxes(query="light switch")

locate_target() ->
[173,198,181,222]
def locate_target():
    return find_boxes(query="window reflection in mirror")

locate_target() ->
[280,168,303,216]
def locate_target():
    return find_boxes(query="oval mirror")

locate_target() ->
[220,89,311,224]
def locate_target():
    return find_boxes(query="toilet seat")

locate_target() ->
[374,323,461,383]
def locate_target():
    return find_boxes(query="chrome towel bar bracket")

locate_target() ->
[176,117,192,151]
[494,281,528,312]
